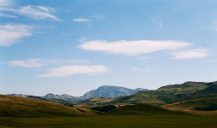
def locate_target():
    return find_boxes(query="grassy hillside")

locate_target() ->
[162,97,217,115]
[108,104,188,115]
[189,82,217,98]
[76,81,217,109]
[158,81,210,92]
[162,83,217,114]
[109,81,216,104]
[0,95,85,117]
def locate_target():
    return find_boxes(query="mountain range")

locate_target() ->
[9,85,147,101]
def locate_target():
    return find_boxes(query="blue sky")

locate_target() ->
[1,0,217,96]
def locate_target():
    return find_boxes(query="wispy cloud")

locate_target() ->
[132,67,163,72]
[0,0,13,7]
[90,15,105,20]
[0,24,32,46]
[0,4,61,21]
[7,58,89,68]
[79,40,191,56]
[0,13,16,18]
[171,49,209,59]
[72,18,92,22]
[78,36,88,42]
[35,5,55,12]
[152,18,163,30]
[17,5,61,21]
[8,59,42,68]
[42,59,89,65]
[39,65,109,78]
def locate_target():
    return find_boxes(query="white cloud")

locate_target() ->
[73,18,91,22]
[39,65,109,78]
[79,40,191,56]
[171,49,208,59]
[7,59,89,68]
[0,24,32,46]
[8,59,42,68]
[132,67,163,72]
[0,5,61,21]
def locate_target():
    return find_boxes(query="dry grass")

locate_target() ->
[0,95,86,117]
[162,97,217,115]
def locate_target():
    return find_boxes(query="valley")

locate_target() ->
[0,81,217,127]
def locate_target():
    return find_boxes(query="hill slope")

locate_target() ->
[112,81,216,104]
[78,81,217,107]
[189,82,217,98]
[0,95,85,117]
[108,104,188,115]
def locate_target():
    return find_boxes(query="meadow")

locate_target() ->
[0,115,217,128]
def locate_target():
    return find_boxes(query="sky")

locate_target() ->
[1,0,217,96]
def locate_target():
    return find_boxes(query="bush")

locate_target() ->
[91,105,116,112]
[194,104,217,111]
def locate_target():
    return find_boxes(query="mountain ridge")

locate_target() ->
[83,85,147,99]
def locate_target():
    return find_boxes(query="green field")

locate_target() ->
[0,115,217,128]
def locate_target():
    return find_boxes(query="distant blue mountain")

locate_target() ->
[8,85,148,100]
[83,85,148,98]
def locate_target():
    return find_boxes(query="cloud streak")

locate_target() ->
[39,65,109,77]
[0,5,61,21]
[0,24,32,46]
[171,49,209,59]
[79,40,191,56]
[7,59,89,68]
[8,59,42,68]
[72,18,91,22]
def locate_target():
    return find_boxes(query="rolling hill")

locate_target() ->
[0,95,85,117]
[113,81,216,103]
[189,82,217,99]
